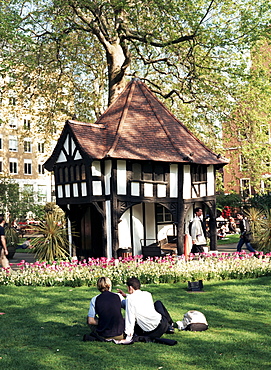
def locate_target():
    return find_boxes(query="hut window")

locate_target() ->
[156,204,172,223]
[70,166,74,182]
[132,163,141,180]
[191,165,207,183]
[75,165,80,181]
[81,164,86,180]
[58,168,63,183]
[143,163,152,181]
[64,167,69,182]
[154,164,165,182]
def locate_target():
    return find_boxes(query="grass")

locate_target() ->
[1,277,271,369]
[216,233,239,245]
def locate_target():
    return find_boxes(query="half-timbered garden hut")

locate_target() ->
[44,79,228,259]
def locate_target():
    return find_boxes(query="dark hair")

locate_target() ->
[126,277,141,290]
[194,207,202,213]
[237,212,244,218]
[0,215,5,223]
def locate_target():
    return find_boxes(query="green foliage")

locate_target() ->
[245,207,271,252]
[250,193,271,210]
[30,212,70,261]
[0,176,44,222]
[223,38,271,192]
[216,193,242,212]
[4,225,19,247]
[1,0,271,141]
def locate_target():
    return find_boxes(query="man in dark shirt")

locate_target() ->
[86,277,125,340]
[236,213,256,253]
[0,215,10,269]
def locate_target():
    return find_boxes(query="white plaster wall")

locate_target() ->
[183,165,191,199]
[118,209,131,250]
[170,164,178,198]
[132,204,144,256]
[104,160,112,195]
[200,183,206,197]
[92,181,102,196]
[207,165,215,196]
[157,224,174,241]
[184,205,194,234]
[131,182,140,196]
[145,203,156,242]
[117,160,127,195]
[105,200,112,259]
[91,161,101,176]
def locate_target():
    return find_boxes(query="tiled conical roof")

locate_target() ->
[45,79,228,169]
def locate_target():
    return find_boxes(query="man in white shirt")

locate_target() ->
[190,207,207,254]
[122,277,174,342]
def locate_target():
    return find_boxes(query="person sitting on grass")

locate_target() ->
[84,277,125,341]
[117,277,174,343]
[17,238,32,249]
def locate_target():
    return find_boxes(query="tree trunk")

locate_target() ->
[106,42,130,106]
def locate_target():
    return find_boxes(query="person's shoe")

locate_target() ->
[166,325,175,334]
[83,333,96,341]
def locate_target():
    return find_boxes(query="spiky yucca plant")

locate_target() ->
[244,207,265,240]
[255,209,271,253]
[30,212,71,261]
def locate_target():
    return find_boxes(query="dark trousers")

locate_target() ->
[191,244,204,254]
[134,300,173,339]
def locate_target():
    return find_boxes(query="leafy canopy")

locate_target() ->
[0,0,270,145]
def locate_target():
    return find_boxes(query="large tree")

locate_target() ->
[1,0,270,145]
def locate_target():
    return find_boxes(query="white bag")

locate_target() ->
[176,311,208,331]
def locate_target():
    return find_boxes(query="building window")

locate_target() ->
[9,97,16,106]
[237,128,249,141]
[0,158,3,173]
[24,119,31,130]
[24,139,32,153]
[9,136,18,152]
[38,185,47,202]
[9,159,18,174]
[240,178,251,198]
[9,115,17,129]
[239,155,248,171]
[38,164,45,174]
[23,184,34,202]
[0,135,2,150]
[38,142,45,153]
[191,164,207,183]
[260,124,271,144]
[24,160,32,175]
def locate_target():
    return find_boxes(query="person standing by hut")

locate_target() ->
[190,208,207,254]
[0,215,10,269]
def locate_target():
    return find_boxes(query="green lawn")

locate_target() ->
[217,233,239,245]
[1,277,270,370]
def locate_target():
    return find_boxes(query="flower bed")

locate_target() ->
[1,251,271,287]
